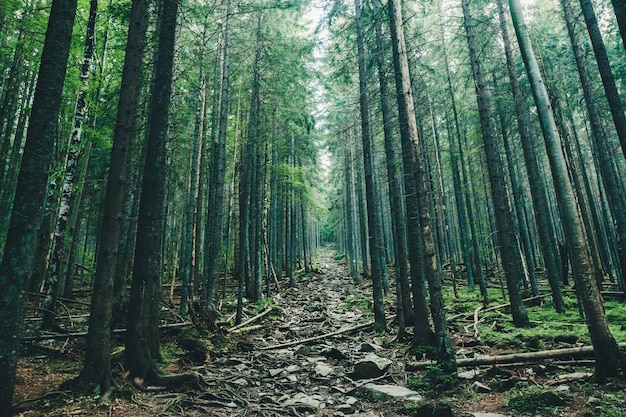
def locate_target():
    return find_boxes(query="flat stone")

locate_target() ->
[360,383,422,402]
[352,353,392,379]
[232,378,248,386]
[471,381,492,393]
[554,385,570,392]
[234,363,248,372]
[269,368,283,377]
[315,363,334,377]
[284,392,323,408]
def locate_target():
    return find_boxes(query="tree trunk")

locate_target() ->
[508,0,626,381]
[496,0,565,312]
[561,0,626,293]
[578,0,626,162]
[387,0,455,373]
[354,0,386,328]
[41,0,97,329]
[611,0,626,54]
[373,0,412,331]
[78,0,148,393]
[125,0,178,382]
[0,0,76,412]
[203,0,232,311]
[462,0,529,327]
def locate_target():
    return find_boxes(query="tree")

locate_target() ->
[77,0,149,394]
[41,0,98,330]
[354,0,386,328]
[387,0,455,373]
[508,0,626,381]
[0,0,77,412]
[462,0,529,327]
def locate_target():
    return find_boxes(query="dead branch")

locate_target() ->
[228,324,263,334]
[447,294,547,322]
[261,321,375,350]
[228,307,273,332]
[411,342,626,369]
[21,322,189,342]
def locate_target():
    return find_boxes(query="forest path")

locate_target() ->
[194,248,408,416]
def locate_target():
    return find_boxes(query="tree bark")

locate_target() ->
[0,0,76,412]
[387,0,455,373]
[354,0,386,328]
[125,0,179,382]
[462,0,529,327]
[41,0,97,329]
[508,0,626,381]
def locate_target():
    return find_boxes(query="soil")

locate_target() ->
[12,250,626,417]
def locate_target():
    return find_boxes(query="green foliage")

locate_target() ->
[338,294,370,312]
[408,365,457,392]
[507,385,570,415]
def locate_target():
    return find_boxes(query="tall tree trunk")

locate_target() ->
[462,0,529,327]
[354,0,385,328]
[203,0,232,311]
[578,0,626,161]
[496,0,564,312]
[0,0,76,412]
[611,0,626,54]
[373,0,412,331]
[561,0,626,293]
[387,0,455,373]
[386,0,434,346]
[125,0,179,382]
[42,0,97,329]
[508,0,626,381]
[78,0,148,393]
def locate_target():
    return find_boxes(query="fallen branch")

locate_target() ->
[261,321,375,350]
[228,324,263,334]
[448,294,547,322]
[411,342,626,369]
[21,322,189,342]
[228,307,273,332]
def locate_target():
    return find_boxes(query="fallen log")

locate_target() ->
[410,342,626,369]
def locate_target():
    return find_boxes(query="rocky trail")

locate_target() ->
[13,250,626,416]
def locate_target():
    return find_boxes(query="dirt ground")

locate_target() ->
[12,251,626,416]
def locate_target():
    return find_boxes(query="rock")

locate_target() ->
[360,383,423,402]
[352,353,392,379]
[284,392,323,409]
[322,347,348,360]
[471,381,492,393]
[269,368,283,377]
[234,363,248,372]
[458,369,480,380]
[554,385,570,392]
[232,378,248,386]
[484,367,512,379]
[351,412,379,417]
[538,391,566,406]
[315,363,334,377]
[586,397,601,407]
[360,342,380,352]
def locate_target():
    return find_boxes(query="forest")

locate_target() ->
[1,0,626,415]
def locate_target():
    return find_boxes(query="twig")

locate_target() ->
[229,324,263,334]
